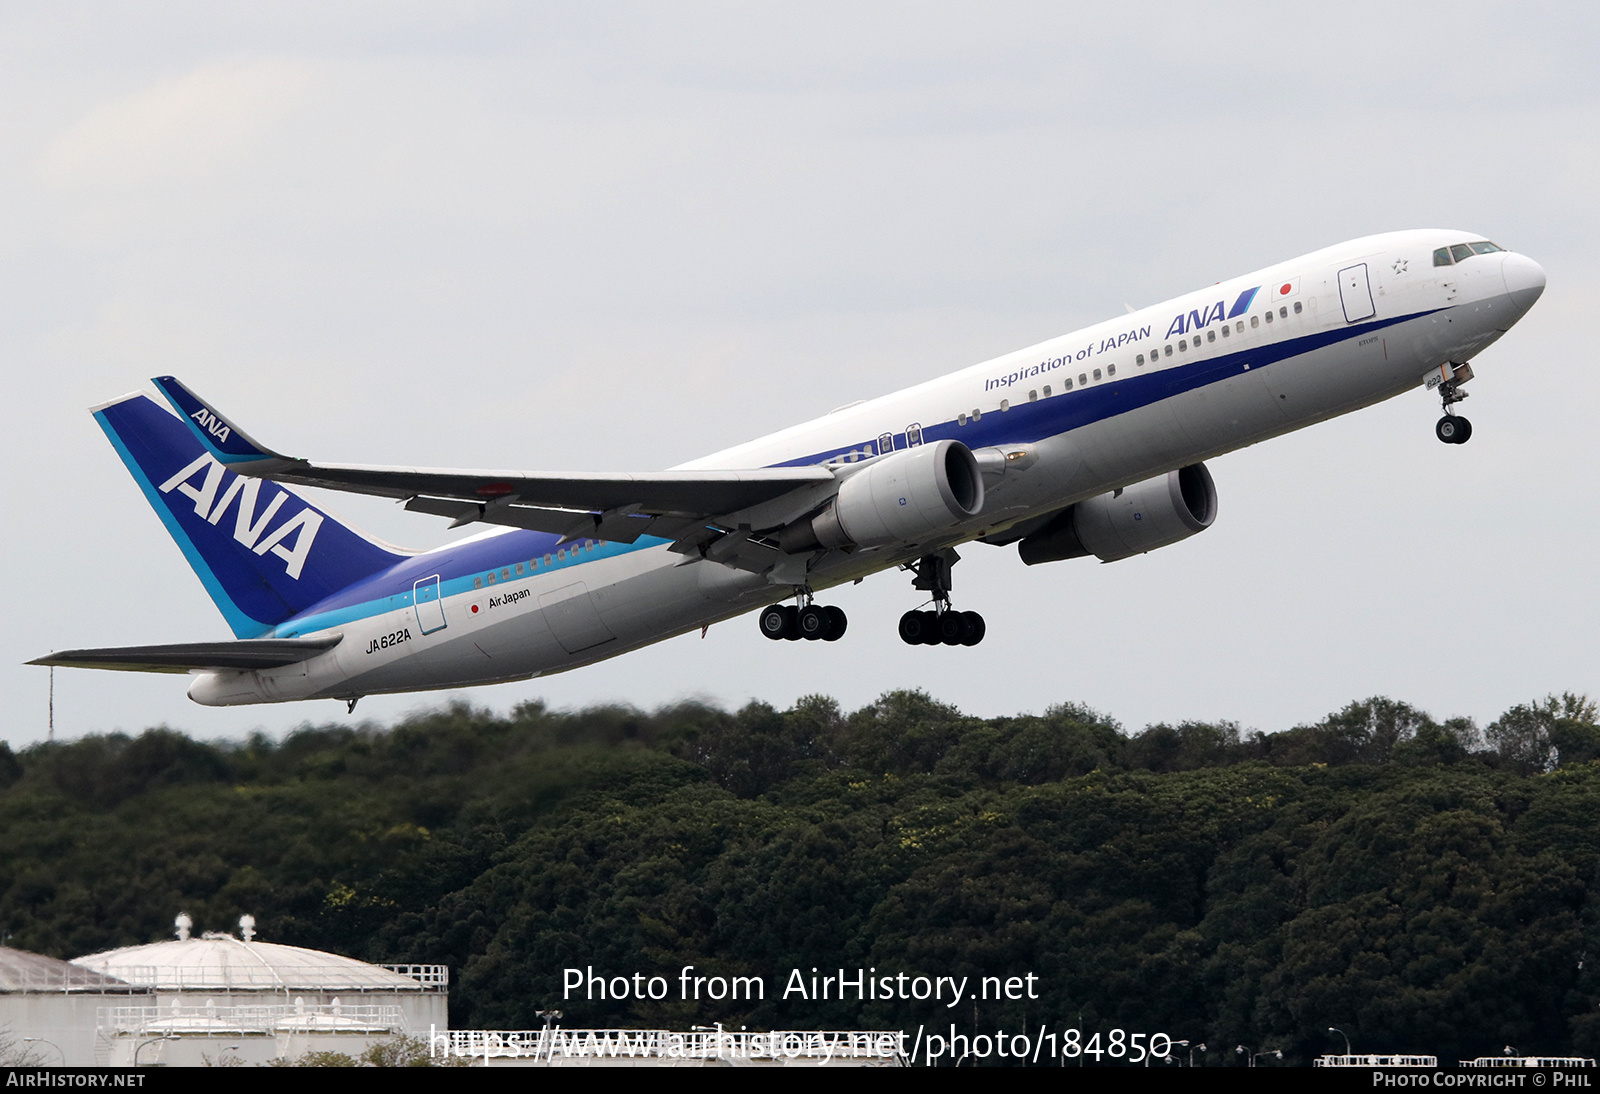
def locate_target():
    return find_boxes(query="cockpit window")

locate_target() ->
[1433,247,1454,267]
[1468,241,1503,255]
[1450,243,1475,262]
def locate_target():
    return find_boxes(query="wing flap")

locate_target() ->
[30,636,342,674]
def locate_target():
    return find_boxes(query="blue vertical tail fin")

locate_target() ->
[94,392,408,638]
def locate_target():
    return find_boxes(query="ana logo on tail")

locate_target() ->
[157,453,324,580]
[189,408,232,444]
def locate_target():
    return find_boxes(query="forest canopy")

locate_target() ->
[3,690,1598,1065]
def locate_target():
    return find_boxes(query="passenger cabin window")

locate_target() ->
[1064,377,1074,390]
[1293,301,1303,314]
[1164,345,1173,357]
[1434,247,1454,266]
[473,577,483,589]
[1178,339,1187,352]
[1264,310,1273,323]
[999,399,1010,412]
[1221,325,1230,338]
[1279,306,1287,319]
[1106,364,1116,376]
[1079,373,1087,385]
[1251,316,1259,328]
[1137,353,1145,365]
[1207,330,1216,343]
[972,408,981,421]
[1093,368,1102,380]
[1028,389,1038,402]
[1043,385,1051,396]
[516,562,525,575]
[906,423,923,446]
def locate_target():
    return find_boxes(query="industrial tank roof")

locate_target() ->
[70,916,431,993]
[0,945,143,994]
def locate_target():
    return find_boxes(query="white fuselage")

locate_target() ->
[187,229,1545,706]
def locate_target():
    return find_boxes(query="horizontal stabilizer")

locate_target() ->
[29,636,341,675]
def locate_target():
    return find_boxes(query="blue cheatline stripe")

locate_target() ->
[95,410,271,639]
[272,535,670,637]
[775,306,1442,467]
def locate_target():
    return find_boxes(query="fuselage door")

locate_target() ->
[413,575,448,635]
[1338,263,1376,322]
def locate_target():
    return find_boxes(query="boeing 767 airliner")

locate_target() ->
[32,230,1546,709]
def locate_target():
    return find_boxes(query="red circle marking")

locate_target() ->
[1279,283,1291,295]
[471,605,479,613]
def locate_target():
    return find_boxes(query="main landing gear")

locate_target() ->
[758,595,848,642]
[898,550,986,647]
[1434,367,1472,445]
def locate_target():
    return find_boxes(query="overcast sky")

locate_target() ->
[3,3,1597,747]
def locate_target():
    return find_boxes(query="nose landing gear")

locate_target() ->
[1435,414,1472,444]
[1430,363,1473,444]
[899,550,986,647]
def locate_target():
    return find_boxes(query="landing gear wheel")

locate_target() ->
[959,611,986,646]
[937,612,965,646]
[919,610,942,645]
[1436,415,1471,444]
[822,605,847,642]
[759,604,795,640]
[798,605,828,641]
[899,610,932,645]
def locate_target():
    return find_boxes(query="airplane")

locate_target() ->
[31,229,1546,711]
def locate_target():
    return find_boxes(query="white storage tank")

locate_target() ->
[72,914,448,1066]
[0,946,150,1066]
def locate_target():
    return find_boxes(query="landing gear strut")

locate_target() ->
[1434,366,1472,445]
[899,550,985,647]
[758,589,847,642]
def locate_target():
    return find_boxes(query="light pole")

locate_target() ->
[1237,1044,1281,1067]
[535,1009,563,1065]
[134,1034,179,1066]
[1189,1041,1207,1067]
[22,1038,63,1065]
[1329,1026,1351,1058]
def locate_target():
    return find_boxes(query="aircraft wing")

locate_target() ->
[150,376,836,546]
[29,636,342,674]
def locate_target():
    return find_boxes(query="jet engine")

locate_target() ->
[1018,463,1217,565]
[778,439,984,551]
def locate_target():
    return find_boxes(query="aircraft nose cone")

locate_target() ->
[1502,252,1547,312]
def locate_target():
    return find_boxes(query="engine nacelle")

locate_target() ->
[779,440,984,551]
[1018,463,1217,565]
